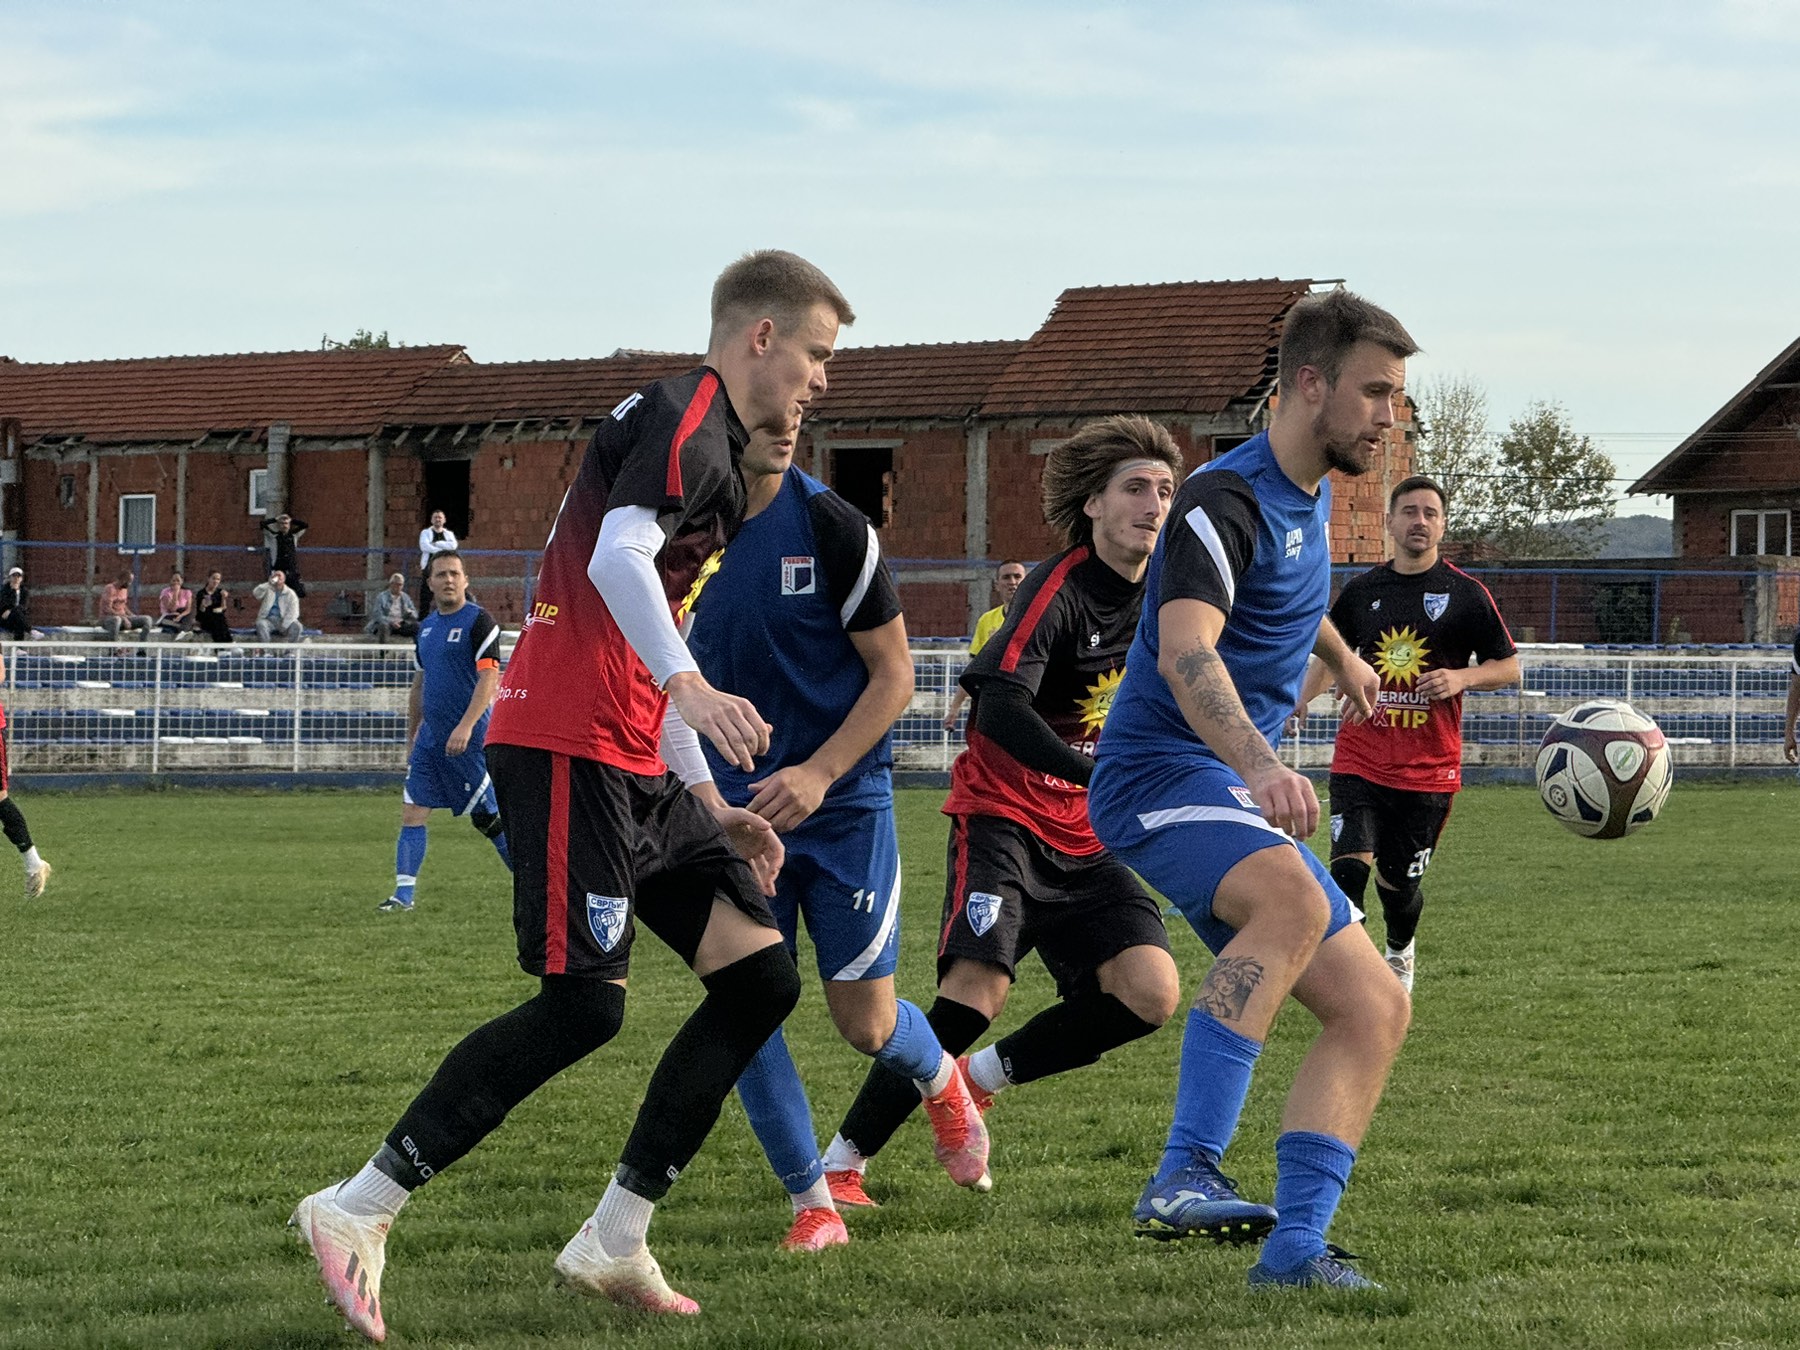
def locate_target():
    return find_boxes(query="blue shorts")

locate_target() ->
[1089,755,1359,956]
[404,738,498,817]
[766,800,902,982]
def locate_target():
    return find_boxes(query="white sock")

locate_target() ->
[915,1051,955,1099]
[22,847,42,872]
[967,1045,1010,1096]
[334,1159,410,1219]
[822,1134,869,1174]
[592,1179,654,1258]
[1386,940,1415,958]
[791,1175,834,1215]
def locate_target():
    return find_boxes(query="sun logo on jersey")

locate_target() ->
[1372,626,1430,685]
[1077,667,1124,734]
[676,549,725,624]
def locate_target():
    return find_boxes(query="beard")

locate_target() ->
[1315,407,1375,476]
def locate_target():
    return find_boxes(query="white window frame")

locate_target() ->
[248,468,271,516]
[118,493,157,554]
[1730,508,1791,557]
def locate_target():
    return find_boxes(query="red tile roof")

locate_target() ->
[978,279,1313,417]
[387,354,700,425]
[0,346,468,442]
[1629,333,1800,493]
[808,341,1028,422]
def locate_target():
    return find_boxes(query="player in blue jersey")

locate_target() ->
[1089,289,1417,1290]
[379,551,512,912]
[667,423,991,1251]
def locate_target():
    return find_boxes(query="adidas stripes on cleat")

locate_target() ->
[1132,1150,1277,1244]
[290,1185,391,1343]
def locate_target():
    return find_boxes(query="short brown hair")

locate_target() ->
[427,550,465,578]
[1388,474,1447,512]
[1277,288,1419,391]
[1042,416,1184,547]
[710,250,855,339]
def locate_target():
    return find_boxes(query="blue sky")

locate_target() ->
[5,0,1798,509]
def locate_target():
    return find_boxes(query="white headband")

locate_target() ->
[1107,457,1173,485]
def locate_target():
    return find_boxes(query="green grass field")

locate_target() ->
[4,782,1799,1349]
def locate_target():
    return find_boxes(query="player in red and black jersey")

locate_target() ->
[1296,475,1518,992]
[821,416,1184,1200]
[293,251,855,1338]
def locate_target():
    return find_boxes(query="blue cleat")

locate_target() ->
[1132,1150,1277,1244]
[1248,1244,1382,1290]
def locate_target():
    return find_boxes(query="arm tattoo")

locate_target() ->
[1171,642,1281,776]
[1196,955,1265,1022]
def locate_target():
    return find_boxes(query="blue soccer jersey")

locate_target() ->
[1098,431,1332,768]
[685,466,902,809]
[413,602,502,753]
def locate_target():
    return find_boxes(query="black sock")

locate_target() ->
[379,977,626,1189]
[993,989,1162,1086]
[1377,881,1424,950]
[615,943,801,1201]
[837,996,991,1160]
[1329,856,1370,908]
[0,798,33,853]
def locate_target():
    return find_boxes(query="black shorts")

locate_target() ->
[937,813,1170,998]
[489,743,776,980]
[1327,773,1454,888]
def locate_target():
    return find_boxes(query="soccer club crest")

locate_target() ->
[585,893,629,953]
[966,891,1003,938]
[1423,592,1449,622]
[781,556,816,596]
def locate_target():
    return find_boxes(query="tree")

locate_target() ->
[319,329,393,350]
[1486,401,1617,558]
[1412,374,1503,545]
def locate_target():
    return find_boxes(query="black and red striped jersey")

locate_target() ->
[488,367,747,772]
[942,545,1144,856]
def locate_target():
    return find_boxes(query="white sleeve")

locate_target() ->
[659,702,713,787]
[589,504,701,688]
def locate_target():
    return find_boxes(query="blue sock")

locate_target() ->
[1157,1009,1262,1181]
[490,829,513,872]
[1259,1131,1357,1271]
[394,825,427,903]
[735,1027,824,1196]
[871,998,946,1084]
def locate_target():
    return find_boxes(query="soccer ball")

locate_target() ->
[1535,700,1672,839]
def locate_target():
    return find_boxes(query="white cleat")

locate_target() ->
[554,1221,699,1315]
[1386,942,1415,994]
[290,1185,390,1342]
[24,860,51,900]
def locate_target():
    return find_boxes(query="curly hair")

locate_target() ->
[1041,415,1184,548]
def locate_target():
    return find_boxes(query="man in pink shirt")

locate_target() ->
[99,573,153,643]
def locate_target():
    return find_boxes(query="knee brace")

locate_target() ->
[469,807,504,840]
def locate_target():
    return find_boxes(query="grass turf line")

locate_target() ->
[2,784,1798,1348]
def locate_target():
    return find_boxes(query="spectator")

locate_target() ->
[0,566,34,640]
[254,570,304,643]
[195,571,233,644]
[366,572,420,643]
[261,513,309,598]
[99,572,154,643]
[417,509,458,611]
[156,569,195,638]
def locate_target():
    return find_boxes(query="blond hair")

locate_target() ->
[710,250,854,342]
